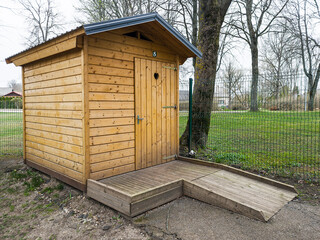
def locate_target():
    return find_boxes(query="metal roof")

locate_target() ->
[6,13,201,64]
[6,27,83,64]
[84,12,202,58]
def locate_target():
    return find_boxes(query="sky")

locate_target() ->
[0,0,78,87]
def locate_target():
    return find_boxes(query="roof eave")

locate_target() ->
[84,13,202,59]
[6,27,85,65]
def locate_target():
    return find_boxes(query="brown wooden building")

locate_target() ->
[6,14,297,221]
[6,13,201,191]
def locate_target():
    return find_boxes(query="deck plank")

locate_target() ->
[88,160,297,220]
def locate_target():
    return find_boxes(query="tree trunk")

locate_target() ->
[228,81,232,107]
[180,0,232,150]
[250,39,259,111]
[307,64,320,111]
[307,90,315,111]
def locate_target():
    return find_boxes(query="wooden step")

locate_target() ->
[87,160,297,220]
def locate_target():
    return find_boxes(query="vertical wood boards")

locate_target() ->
[22,66,26,162]
[135,58,178,170]
[175,56,180,155]
[156,61,162,165]
[146,58,152,167]
[151,60,157,167]
[135,58,142,170]
[82,36,90,184]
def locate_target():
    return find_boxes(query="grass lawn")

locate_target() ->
[1,109,319,181]
[0,112,23,158]
[180,110,320,181]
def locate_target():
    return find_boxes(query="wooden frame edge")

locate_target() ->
[26,159,86,191]
[81,35,90,185]
[6,28,85,65]
[175,55,180,157]
[21,66,26,163]
[177,156,298,194]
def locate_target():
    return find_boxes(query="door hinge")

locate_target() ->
[163,154,177,160]
[163,66,177,71]
[162,105,177,109]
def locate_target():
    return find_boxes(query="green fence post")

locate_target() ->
[188,78,193,153]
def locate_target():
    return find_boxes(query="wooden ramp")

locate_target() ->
[87,159,297,221]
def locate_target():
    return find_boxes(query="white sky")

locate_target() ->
[0,0,251,88]
[0,0,78,87]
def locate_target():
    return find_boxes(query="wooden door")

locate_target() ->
[135,58,178,170]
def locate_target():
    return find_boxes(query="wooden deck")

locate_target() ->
[87,159,297,221]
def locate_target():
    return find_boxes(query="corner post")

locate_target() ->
[81,35,90,189]
[22,66,26,163]
[176,56,180,157]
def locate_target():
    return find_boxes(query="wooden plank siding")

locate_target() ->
[88,31,178,180]
[24,49,84,183]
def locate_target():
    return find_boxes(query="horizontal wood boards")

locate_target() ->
[24,49,84,183]
[87,32,178,180]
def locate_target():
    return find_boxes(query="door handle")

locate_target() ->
[137,115,144,124]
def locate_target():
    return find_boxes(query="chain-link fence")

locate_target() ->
[0,97,23,159]
[180,72,320,182]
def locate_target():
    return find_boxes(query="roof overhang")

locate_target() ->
[84,13,202,59]
[6,27,85,66]
[6,13,201,66]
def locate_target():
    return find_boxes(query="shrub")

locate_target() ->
[179,101,189,111]
[279,101,293,111]
[269,106,279,111]
[10,97,22,109]
[231,104,247,110]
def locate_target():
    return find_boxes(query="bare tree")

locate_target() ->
[161,0,198,70]
[168,0,233,73]
[222,62,243,107]
[180,0,233,149]
[8,79,22,92]
[75,0,159,23]
[18,0,63,47]
[227,0,289,111]
[261,22,300,101]
[286,0,320,111]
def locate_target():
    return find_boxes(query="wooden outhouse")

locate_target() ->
[6,13,202,191]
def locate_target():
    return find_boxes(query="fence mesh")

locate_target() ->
[0,97,23,159]
[179,72,320,182]
[0,72,319,182]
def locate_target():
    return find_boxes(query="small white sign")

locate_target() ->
[152,51,157,57]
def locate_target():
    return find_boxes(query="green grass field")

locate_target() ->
[0,112,23,158]
[1,110,319,181]
[180,111,320,181]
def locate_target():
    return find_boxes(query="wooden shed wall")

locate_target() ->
[24,49,85,184]
[87,31,177,180]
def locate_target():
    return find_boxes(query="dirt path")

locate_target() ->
[0,158,319,240]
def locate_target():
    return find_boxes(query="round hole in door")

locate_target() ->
[154,73,159,80]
